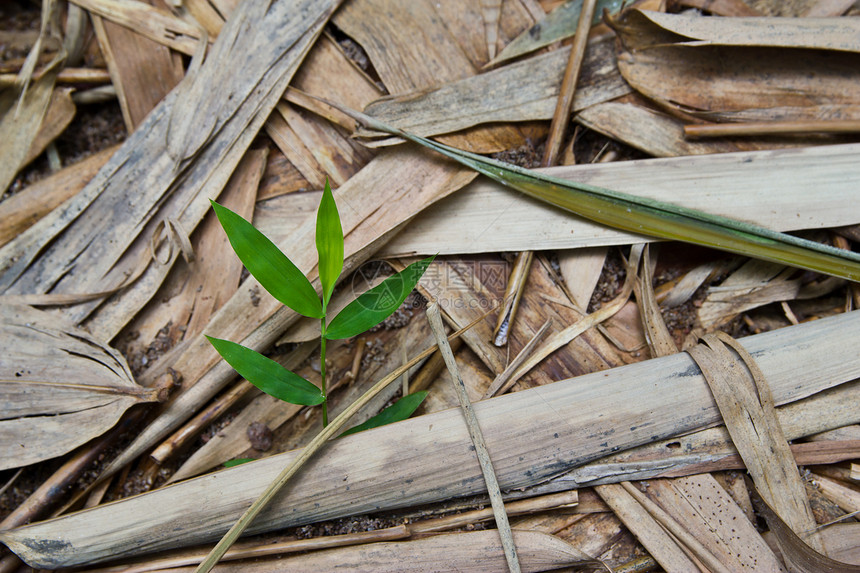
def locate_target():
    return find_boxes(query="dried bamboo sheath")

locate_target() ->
[3,311,860,568]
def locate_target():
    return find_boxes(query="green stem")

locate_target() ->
[194,314,487,573]
[320,317,328,427]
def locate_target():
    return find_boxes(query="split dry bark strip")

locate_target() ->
[4,310,860,568]
[379,142,860,257]
[90,0,185,131]
[183,530,603,573]
[0,0,342,343]
[688,332,826,552]
[542,379,860,488]
[0,143,116,248]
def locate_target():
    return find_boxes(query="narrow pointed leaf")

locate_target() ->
[206,336,324,406]
[316,179,344,307]
[340,391,429,437]
[325,256,434,340]
[223,458,255,467]
[211,200,323,318]
[334,104,860,283]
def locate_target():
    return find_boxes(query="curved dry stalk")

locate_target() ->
[195,312,489,572]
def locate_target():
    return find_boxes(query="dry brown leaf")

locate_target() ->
[757,495,860,572]
[21,85,75,166]
[3,310,860,567]
[480,0,502,60]
[611,9,860,122]
[625,9,860,52]
[69,0,204,56]
[90,0,185,131]
[0,144,116,249]
[0,304,159,470]
[334,0,540,151]
[0,57,62,194]
[359,36,628,144]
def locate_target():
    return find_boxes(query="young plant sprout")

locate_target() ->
[207,179,431,433]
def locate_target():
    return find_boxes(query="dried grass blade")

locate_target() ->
[334,103,860,282]
[3,311,860,568]
[426,302,521,573]
[206,530,603,572]
[630,9,860,52]
[193,317,486,573]
[687,332,825,552]
[485,244,642,395]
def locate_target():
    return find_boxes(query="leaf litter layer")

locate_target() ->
[1,0,860,571]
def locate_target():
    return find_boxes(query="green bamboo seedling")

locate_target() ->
[207,180,430,431]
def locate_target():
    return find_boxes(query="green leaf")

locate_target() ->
[224,458,255,468]
[340,391,429,437]
[211,200,323,319]
[206,336,324,406]
[334,104,860,283]
[316,179,344,308]
[324,256,434,340]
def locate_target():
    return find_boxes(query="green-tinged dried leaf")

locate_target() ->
[335,104,860,282]
[340,391,428,437]
[211,201,323,319]
[490,0,623,65]
[206,336,324,406]
[316,180,343,307]
[324,256,435,339]
[0,304,159,470]
[224,458,255,468]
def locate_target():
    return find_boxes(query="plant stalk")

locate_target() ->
[194,312,488,573]
[320,317,328,427]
